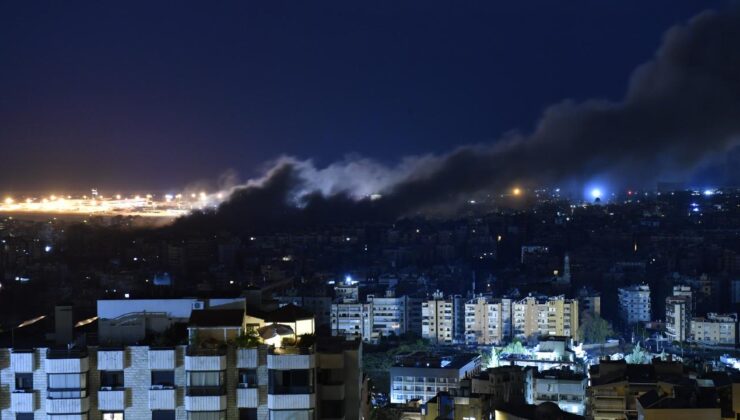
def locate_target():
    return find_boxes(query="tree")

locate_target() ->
[578,312,615,344]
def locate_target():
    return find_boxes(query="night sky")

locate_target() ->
[0,1,726,193]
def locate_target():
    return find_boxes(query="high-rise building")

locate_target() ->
[366,291,410,340]
[0,300,366,420]
[618,284,651,325]
[512,295,579,339]
[422,291,457,344]
[665,286,693,342]
[464,296,513,345]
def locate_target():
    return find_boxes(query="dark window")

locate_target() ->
[100,371,125,389]
[320,400,345,418]
[268,369,314,394]
[151,370,175,388]
[187,371,226,396]
[152,411,176,420]
[15,373,33,391]
[16,414,34,420]
[238,369,257,388]
[238,408,258,420]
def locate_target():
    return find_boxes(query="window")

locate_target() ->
[15,373,33,391]
[238,369,258,388]
[103,413,124,420]
[100,371,124,389]
[268,369,314,394]
[239,408,258,420]
[187,371,225,396]
[16,414,34,420]
[152,410,176,420]
[151,370,175,388]
[48,373,87,398]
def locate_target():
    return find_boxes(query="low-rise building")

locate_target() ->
[390,353,481,404]
[528,368,587,415]
[690,313,737,346]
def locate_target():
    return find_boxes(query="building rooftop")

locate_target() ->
[393,352,480,370]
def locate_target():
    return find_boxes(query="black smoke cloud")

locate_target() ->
[176,9,740,233]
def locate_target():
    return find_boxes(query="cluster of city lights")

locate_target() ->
[0,190,228,218]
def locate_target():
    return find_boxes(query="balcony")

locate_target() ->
[11,390,35,412]
[237,387,259,408]
[149,348,176,370]
[320,384,345,400]
[98,388,126,411]
[268,393,316,410]
[46,349,89,373]
[185,393,227,411]
[185,347,227,371]
[11,350,35,372]
[268,346,315,370]
[97,348,125,371]
[149,387,177,410]
[237,347,259,368]
[46,396,90,414]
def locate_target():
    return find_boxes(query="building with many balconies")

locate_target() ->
[0,300,365,420]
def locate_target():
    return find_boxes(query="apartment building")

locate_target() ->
[463,296,512,345]
[421,291,464,345]
[512,295,578,340]
[389,353,481,404]
[366,292,411,340]
[0,301,365,420]
[528,368,587,415]
[618,284,651,325]
[690,313,737,346]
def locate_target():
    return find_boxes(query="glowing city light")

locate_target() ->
[591,188,602,199]
[512,188,522,196]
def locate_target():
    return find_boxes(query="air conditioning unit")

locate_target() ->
[192,301,205,310]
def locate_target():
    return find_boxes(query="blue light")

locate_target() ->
[591,188,602,199]
[692,207,700,213]
[703,189,714,196]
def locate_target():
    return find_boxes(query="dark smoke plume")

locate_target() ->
[175,9,740,233]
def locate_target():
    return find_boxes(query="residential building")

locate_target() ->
[366,292,411,340]
[330,301,372,340]
[577,287,601,317]
[464,295,512,345]
[618,285,651,325]
[512,295,578,339]
[390,353,481,404]
[422,291,456,344]
[0,300,365,420]
[690,313,737,346]
[527,368,587,415]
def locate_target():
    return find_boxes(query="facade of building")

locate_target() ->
[0,300,364,420]
[512,295,578,340]
[463,296,513,345]
[577,287,601,317]
[366,293,410,340]
[665,296,691,342]
[618,284,651,325]
[690,313,737,346]
[528,368,587,415]
[421,291,456,345]
[330,302,372,340]
[390,353,481,404]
